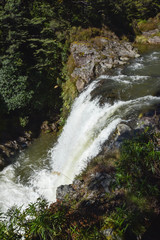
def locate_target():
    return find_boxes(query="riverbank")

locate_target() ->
[135,13,160,44]
[0,115,59,171]
[0,27,140,170]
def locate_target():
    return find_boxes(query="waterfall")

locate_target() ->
[0,50,160,212]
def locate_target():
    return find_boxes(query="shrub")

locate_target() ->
[116,128,160,196]
[0,198,68,240]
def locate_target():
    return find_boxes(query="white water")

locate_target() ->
[0,50,160,212]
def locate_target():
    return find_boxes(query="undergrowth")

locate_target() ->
[1,128,160,239]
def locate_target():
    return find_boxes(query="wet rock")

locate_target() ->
[56,184,76,201]
[118,46,136,58]
[0,130,34,171]
[5,140,19,150]
[120,56,129,62]
[88,172,112,193]
[50,123,57,132]
[41,121,51,132]
[73,179,84,190]
[118,60,126,65]
[117,123,132,136]
[18,136,26,142]
[102,123,132,160]
[17,137,30,148]
[41,120,58,132]
[24,131,32,140]
[4,141,13,149]
[0,144,12,158]
[0,155,5,170]
[76,78,85,92]
[136,111,160,130]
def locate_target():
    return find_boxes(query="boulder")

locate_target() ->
[0,155,5,170]
[148,36,160,44]
[117,123,132,136]
[56,184,76,201]
[88,172,112,193]
[76,78,85,92]
[50,123,57,132]
[5,140,19,150]
[24,131,32,140]
[0,144,12,158]
[41,121,51,132]
[142,29,159,37]
[102,123,132,160]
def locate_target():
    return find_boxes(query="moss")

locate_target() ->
[66,54,76,76]
[69,27,102,42]
[78,51,85,57]
[135,35,148,44]
[100,54,107,60]
[137,14,160,32]
[153,32,160,37]
[59,51,78,124]
[138,21,156,32]
[90,36,107,50]
[60,76,78,124]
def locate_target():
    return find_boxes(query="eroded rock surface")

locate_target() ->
[70,35,139,92]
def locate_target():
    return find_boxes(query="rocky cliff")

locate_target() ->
[69,34,139,92]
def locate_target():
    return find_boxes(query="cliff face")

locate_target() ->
[61,29,140,120]
[69,35,139,92]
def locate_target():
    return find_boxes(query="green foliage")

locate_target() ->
[1,129,160,239]
[0,198,68,240]
[0,0,68,119]
[19,116,29,128]
[0,60,33,111]
[0,198,106,239]
[116,128,160,196]
[103,206,129,238]
[103,202,150,239]
[0,0,159,127]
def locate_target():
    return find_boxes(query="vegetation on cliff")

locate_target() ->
[0,0,159,137]
[1,129,160,239]
[135,13,160,44]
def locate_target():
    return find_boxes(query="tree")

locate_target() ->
[0,59,33,111]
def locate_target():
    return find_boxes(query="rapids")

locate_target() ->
[0,48,160,212]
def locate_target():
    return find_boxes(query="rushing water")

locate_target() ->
[0,49,160,212]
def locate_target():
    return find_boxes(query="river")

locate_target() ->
[0,47,160,212]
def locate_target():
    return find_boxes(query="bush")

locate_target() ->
[116,128,160,196]
[0,60,33,112]
[0,198,69,240]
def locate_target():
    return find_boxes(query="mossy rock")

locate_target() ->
[135,35,148,44]
[137,14,160,32]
